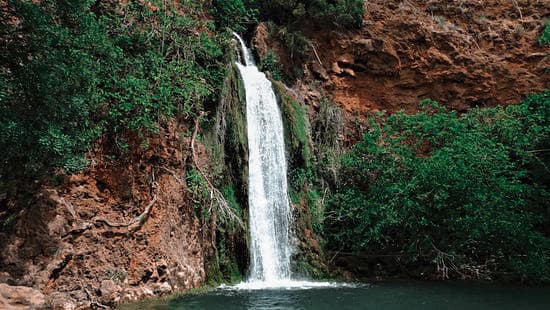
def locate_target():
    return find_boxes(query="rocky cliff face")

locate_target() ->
[254,0,548,125]
[1,122,209,308]
[0,62,250,308]
[252,0,548,278]
[1,0,548,307]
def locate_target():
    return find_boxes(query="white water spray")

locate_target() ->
[233,33,293,285]
[231,33,346,290]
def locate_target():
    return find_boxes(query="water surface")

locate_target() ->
[127,281,550,310]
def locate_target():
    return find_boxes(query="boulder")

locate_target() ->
[99,280,122,303]
[151,282,172,295]
[45,292,77,310]
[0,284,46,309]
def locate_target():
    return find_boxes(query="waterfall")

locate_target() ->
[233,33,293,284]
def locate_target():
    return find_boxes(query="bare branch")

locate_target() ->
[190,114,244,229]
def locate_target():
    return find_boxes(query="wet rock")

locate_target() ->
[311,62,329,81]
[0,284,46,309]
[46,292,77,310]
[342,68,356,77]
[331,62,343,74]
[151,282,172,295]
[252,22,270,59]
[122,287,155,302]
[99,280,122,303]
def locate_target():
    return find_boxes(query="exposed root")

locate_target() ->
[310,42,323,65]
[432,243,466,280]
[59,197,77,220]
[93,193,158,233]
[161,166,186,185]
[84,287,108,309]
[190,113,244,229]
[510,0,523,20]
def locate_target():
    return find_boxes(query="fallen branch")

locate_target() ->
[94,194,158,232]
[84,287,108,309]
[310,42,323,66]
[190,114,244,229]
[432,243,467,279]
[161,166,186,185]
[93,168,159,232]
[511,0,523,20]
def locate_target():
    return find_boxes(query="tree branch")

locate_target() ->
[94,194,158,232]
[190,114,244,229]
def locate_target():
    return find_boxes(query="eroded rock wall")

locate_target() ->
[0,121,209,308]
[255,0,548,118]
[0,60,253,308]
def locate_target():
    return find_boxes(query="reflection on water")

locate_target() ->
[244,290,302,310]
[125,281,550,310]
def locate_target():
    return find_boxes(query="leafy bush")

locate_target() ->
[251,1,364,81]
[259,50,283,81]
[186,169,211,218]
[0,0,227,182]
[539,18,550,46]
[0,0,112,177]
[211,0,258,33]
[275,26,311,61]
[326,93,550,281]
[308,0,365,28]
[253,0,364,29]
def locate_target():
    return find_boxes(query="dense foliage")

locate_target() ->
[211,0,258,32]
[540,18,550,46]
[326,93,550,281]
[0,0,227,182]
[2,0,548,286]
[213,0,365,31]
[253,0,364,29]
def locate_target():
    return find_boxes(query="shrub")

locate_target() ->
[259,50,283,81]
[309,0,364,28]
[211,0,258,33]
[275,27,311,61]
[326,92,550,281]
[0,0,226,182]
[539,18,550,46]
[0,0,112,178]
[253,0,364,29]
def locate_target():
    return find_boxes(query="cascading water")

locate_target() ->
[230,34,341,290]
[233,33,293,285]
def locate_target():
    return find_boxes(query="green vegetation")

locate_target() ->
[1,2,247,284]
[211,0,258,33]
[271,25,312,62]
[274,80,314,203]
[253,0,364,29]
[250,1,365,81]
[540,18,550,46]
[0,0,227,183]
[201,64,249,284]
[273,80,330,278]
[259,50,283,81]
[2,0,548,287]
[274,81,311,169]
[186,168,211,219]
[326,92,550,281]
[312,97,344,188]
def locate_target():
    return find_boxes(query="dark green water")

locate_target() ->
[127,281,550,310]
